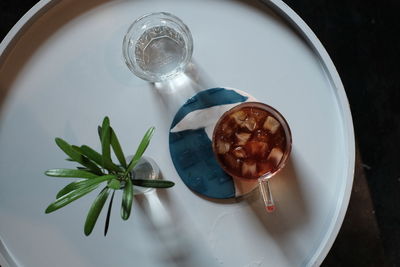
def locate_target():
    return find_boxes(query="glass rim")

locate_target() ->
[212,101,293,180]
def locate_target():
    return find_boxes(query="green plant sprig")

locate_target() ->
[45,117,175,236]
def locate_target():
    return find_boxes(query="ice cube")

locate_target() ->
[242,160,257,177]
[235,132,251,146]
[232,146,247,158]
[231,110,247,125]
[216,140,230,154]
[267,147,284,166]
[243,117,257,131]
[224,153,242,170]
[263,116,280,134]
[245,141,269,158]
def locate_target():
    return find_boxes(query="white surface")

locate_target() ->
[0,0,354,266]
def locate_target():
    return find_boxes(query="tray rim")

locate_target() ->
[0,0,355,266]
[265,1,355,265]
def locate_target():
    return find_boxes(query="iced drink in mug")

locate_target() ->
[212,102,292,211]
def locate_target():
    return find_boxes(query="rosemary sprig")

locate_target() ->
[45,117,175,236]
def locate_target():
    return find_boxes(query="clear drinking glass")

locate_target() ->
[128,156,161,195]
[212,102,292,212]
[122,12,194,82]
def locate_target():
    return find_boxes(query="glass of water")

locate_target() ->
[123,12,194,82]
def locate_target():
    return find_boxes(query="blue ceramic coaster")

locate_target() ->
[169,87,259,199]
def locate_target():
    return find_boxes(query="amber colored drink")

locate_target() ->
[212,102,292,180]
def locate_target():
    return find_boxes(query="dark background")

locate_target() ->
[1,0,399,266]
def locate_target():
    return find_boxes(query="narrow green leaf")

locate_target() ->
[121,178,133,220]
[101,117,111,164]
[45,174,117,213]
[71,145,83,154]
[100,118,121,173]
[84,187,110,236]
[131,179,175,188]
[45,183,99,214]
[107,179,120,190]
[98,126,102,142]
[45,169,98,179]
[80,145,104,167]
[76,167,91,171]
[126,127,155,174]
[81,145,122,172]
[56,174,117,199]
[79,174,116,187]
[56,180,87,198]
[110,127,127,168]
[55,138,102,175]
[104,190,115,236]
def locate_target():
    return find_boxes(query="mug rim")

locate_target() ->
[212,101,292,180]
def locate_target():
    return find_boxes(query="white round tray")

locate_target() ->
[0,0,354,266]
